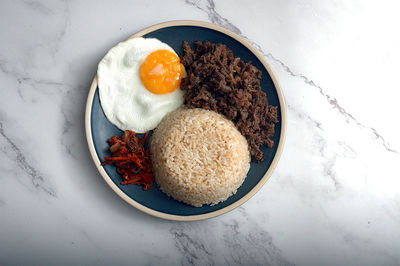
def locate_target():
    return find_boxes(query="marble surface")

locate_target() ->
[1,0,400,265]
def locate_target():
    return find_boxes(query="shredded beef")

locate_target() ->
[180,41,278,162]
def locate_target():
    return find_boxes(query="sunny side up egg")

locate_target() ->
[97,37,185,133]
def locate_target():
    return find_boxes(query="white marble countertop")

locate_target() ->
[1,0,400,265]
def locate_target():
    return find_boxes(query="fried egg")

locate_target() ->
[97,37,185,133]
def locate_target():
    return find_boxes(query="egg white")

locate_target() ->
[97,37,184,133]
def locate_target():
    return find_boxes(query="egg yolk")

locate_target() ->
[139,50,185,94]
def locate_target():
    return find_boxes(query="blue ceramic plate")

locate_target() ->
[85,21,286,221]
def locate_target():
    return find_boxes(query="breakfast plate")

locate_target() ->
[85,20,286,221]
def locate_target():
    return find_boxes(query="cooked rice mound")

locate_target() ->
[150,108,250,207]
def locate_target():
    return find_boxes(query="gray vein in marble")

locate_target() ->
[170,218,292,266]
[185,0,241,34]
[170,224,214,266]
[0,60,20,78]
[22,0,55,15]
[287,104,325,156]
[0,122,56,197]
[315,133,327,158]
[312,134,341,190]
[287,104,343,189]
[54,0,70,55]
[267,54,399,155]
[0,61,67,96]
[287,104,323,131]
[60,117,76,159]
[0,61,29,102]
[59,85,88,161]
[0,57,82,100]
[184,0,398,155]
[235,206,249,218]
[337,141,357,158]
[0,59,81,160]
[221,220,293,266]
[0,59,73,93]
[323,156,341,190]
[19,0,70,63]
